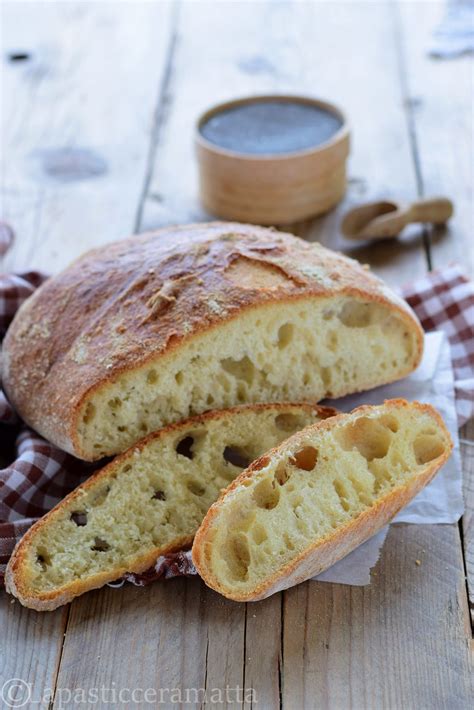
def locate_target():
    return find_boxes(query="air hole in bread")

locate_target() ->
[224,533,250,581]
[251,524,268,545]
[186,480,206,497]
[277,323,294,349]
[92,486,110,506]
[413,434,445,465]
[216,372,231,393]
[348,474,373,505]
[290,495,304,511]
[368,460,393,494]
[223,446,252,469]
[221,356,255,385]
[335,417,391,461]
[253,478,280,510]
[108,397,122,410]
[333,480,351,512]
[289,446,318,471]
[294,515,309,536]
[327,330,338,352]
[91,537,110,552]
[36,548,51,570]
[274,462,290,486]
[82,402,96,424]
[338,300,373,328]
[123,465,132,473]
[176,428,211,459]
[147,369,158,385]
[70,511,88,526]
[152,490,166,501]
[235,511,257,533]
[176,435,194,459]
[320,367,331,388]
[117,425,128,433]
[237,385,247,402]
[403,331,414,358]
[275,412,305,432]
[379,414,399,433]
[175,370,184,385]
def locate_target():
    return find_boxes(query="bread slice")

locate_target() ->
[2,222,423,460]
[192,400,452,601]
[5,402,335,610]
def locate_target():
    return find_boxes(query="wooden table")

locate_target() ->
[1,2,472,707]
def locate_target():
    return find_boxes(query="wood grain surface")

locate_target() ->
[1,1,472,708]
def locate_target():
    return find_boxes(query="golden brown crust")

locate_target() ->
[192,400,453,601]
[2,222,423,458]
[5,402,336,611]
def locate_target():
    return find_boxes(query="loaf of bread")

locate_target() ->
[2,222,423,460]
[5,402,335,610]
[192,400,452,601]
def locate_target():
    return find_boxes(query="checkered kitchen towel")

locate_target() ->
[0,230,473,584]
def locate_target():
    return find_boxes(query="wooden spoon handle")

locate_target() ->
[407,197,454,224]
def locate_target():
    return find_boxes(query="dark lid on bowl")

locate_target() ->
[196,95,348,159]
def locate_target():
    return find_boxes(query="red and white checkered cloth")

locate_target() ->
[0,236,473,585]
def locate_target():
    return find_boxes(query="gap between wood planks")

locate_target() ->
[392,0,433,271]
[134,0,181,233]
[48,605,70,710]
[460,420,474,629]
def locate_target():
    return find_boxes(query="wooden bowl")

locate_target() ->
[195,95,350,225]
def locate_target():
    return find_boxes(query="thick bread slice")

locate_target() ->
[192,400,452,601]
[5,402,335,611]
[2,222,423,460]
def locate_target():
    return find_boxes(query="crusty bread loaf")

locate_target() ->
[2,222,423,461]
[192,400,452,601]
[5,402,335,611]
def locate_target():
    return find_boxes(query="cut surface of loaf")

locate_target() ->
[5,403,335,611]
[192,400,452,601]
[2,222,423,460]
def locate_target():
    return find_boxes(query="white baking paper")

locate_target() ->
[312,331,463,585]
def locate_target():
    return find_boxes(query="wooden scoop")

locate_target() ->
[341,196,453,240]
